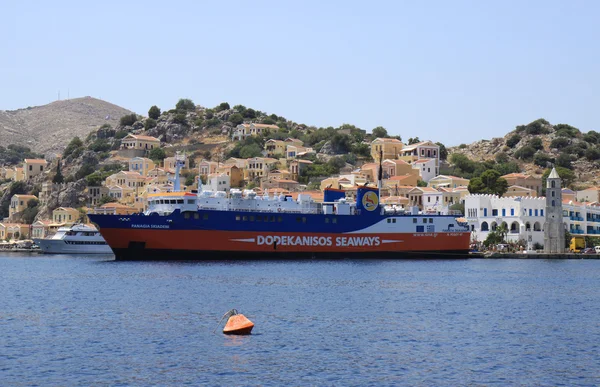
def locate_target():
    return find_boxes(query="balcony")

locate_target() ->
[570,216,584,221]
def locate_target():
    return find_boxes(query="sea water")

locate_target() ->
[1,254,599,386]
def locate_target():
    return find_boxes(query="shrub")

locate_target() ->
[215,102,230,112]
[119,113,138,126]
[148,105,161,119]
[115,130,128,139]
[533,153,552,167]
[556,153,573,169]
[243,108,256,119]
[229,113,244,126]
[554,124,580,138]
[514,146,536,161]
[550,137,570,149]
[506,134,521,148]
[495,152,509,164]
[144,118,157,130]
[585,147,600,161]
[174,113,187,125]
[529,137,543,150]
[583,131,600,144]
[459,144,467,149]
[239,143,262,158]
[75,163,96,180]
[88,139,111,152]
[517,119,551,135]
[204,109,214,119]
[175,98,195,111]
[148,147,166,162]
[261,117,276,125]
[63,137,84,158]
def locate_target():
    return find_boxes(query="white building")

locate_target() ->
[465,194,547,246]
[412,159,437,182]
[207,173,230,193]
[465,194,600,249]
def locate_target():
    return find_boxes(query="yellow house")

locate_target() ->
[108,185,135,204]
[121,134,160,151]
[231,123,279,140]
[199,160,219,176]
[13,167,25,182]
[217,164,244,188]
[31,220,54,238]
[129,157,155,176]
[107,171,148,189]
[9,194,37,219]
[164,155,190,171]
[246,157,278,179]
[500,173,542,196]
[370,138,403,160]
[53,207,81,225]
[265,139,286,157]
[505,185,537,197]
[24,159,47,180]
[428,175,470,189]
[0,223,30,240]
[2,167,15,180]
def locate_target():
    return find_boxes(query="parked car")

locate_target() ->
[581,247,596,255]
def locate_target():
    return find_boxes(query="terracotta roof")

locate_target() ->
[124,134,160,142]
[507,185,534,191]
[389,175,414,181]
[24,159,47,164]
[501,173,529,179]
[13,194,37,199]
[296,160,313,164]
[275,179,299,183]
[372,138,402,143]
[413,159,431,164]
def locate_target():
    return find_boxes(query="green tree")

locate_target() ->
[514,145,536,161]
[229,113,244,126]
[176,98,195,111]
[148,105,161,119]
[215,102,230,112]
[533,153,552,167]
[408,137,420,145]
[330,133,352,154]
[554,124,580,138]
[417,180,428,187]
[145,118,157,130]
[556,153,573,169]
[85,171,104,186]
[468,177,486,193]
[506,134,521,148]
[585,147,600,161]
[529,137,543,150]
[53,161,64,184]
[550,137,570,149]
[495,152,509,164]
[99,196,118,205]
[372,126,388,138]
[148,147,166,162]
[436,142,448,160]
[119,113,138,126]
[239,144,263,158]
[63,137,84,158]
[243,108,256,119]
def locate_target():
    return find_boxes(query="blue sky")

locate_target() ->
[2,0,599,145]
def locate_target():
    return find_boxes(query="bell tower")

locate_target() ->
[543,168,565,253]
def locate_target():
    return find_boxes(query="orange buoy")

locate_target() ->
[223,313,254,335]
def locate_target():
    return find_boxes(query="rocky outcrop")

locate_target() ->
[35,180,88,220]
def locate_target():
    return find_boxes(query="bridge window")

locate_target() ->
[184,213,190,219]
[250,216,254,222]
[242,216,247,221]
[194,213,199,220]
[413,218,417,223]
[332,218,337,224]
[278,217,282,222]
[429,218,433,223]
[236,215,240,221]
[423,218,427,223]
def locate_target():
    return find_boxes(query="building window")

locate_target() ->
[492,209,498,216]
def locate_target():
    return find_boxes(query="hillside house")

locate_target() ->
[231,123,279,140]
[31,220,54,239]
[412,159,437,182]
[500,173,542,196]
[428,175,470,189]
[207,173,231,193]
[24,159,47,180]
[52,207,81,225]
[9,194,37,219]
[164,155,190,171]
[576,187,600,203]
[86,186,109,207]
[289,159,313,181]
[217,164,243,188]
[0,223,30,240]
[370,138,403,160]
[265,139,286,157]
[199,160,219,176]
[504,185,537,198]
[120,134,160,151]
[129,157,155,176]
[246,157,277,179]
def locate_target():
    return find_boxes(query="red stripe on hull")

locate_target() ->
[99,229,470,253]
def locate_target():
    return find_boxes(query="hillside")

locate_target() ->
[447,119,600,189]
[0,97,133,156]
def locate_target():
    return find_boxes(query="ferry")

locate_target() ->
[33,224,113,254]
[88,154,470,260]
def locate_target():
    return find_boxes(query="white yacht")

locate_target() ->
[33,224,113,254]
